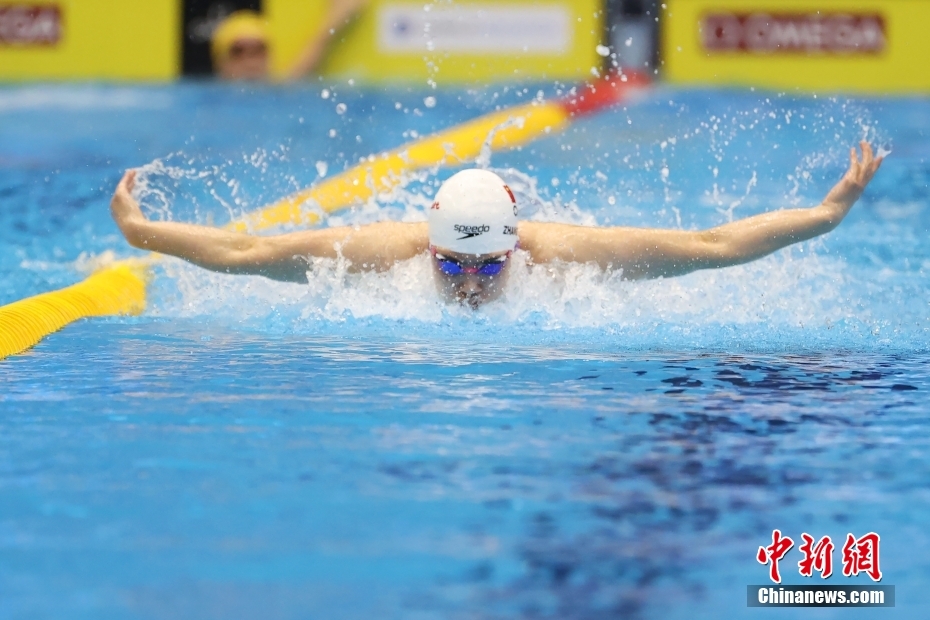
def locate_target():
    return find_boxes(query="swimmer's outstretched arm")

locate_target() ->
[286,0,369,79]
[520,142,883,279]
[110,170,427,283]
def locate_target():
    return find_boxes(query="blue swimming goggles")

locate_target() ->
[430,247,511,276]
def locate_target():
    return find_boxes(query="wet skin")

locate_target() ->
[430,247,512,309]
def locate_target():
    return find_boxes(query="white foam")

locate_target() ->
[150,234,854,336]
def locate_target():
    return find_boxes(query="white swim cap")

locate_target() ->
[428,169,518,255]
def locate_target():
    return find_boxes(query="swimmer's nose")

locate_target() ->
[460,274,483,295]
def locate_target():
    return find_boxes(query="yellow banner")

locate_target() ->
[0,0,178,80]
[662,0,930,93]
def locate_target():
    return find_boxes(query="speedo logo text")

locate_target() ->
[454,224,490,239]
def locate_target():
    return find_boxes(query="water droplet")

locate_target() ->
[336,103,347,115]
[424,96,436,108]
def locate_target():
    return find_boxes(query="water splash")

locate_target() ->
[117,89,920,350]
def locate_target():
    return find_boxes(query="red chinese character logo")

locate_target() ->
[842,532,883,582]
[798,533,834,578]
[757,529,794,583]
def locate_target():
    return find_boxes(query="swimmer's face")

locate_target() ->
[430,246,512,310]
[217,38,269,80]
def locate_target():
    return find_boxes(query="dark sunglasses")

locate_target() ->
[431,249,510,276]
[229,40,268,59]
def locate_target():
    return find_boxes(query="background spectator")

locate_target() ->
[210,0,368,81]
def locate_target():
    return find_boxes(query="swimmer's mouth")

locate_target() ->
[458,293,483,310]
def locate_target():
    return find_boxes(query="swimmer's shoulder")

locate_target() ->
[367,220,429,258]
[398,221,429,250]
[517,221,593,263]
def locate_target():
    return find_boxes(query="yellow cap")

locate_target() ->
[210,10,269,62]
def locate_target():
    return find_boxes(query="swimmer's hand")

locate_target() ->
[110,169,147,242]
[821,141,883,222]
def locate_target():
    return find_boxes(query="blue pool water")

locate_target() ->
[1,82,929,619]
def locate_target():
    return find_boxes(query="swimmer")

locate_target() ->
[212,1,368,81]
[110,142,882,309]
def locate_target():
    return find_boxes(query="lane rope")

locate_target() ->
[0,264,147,359]
[0,70,649,359]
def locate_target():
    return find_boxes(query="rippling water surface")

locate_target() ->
[1,83,929,619]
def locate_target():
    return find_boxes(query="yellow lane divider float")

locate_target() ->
[0,71,649,359]
[0,264,147,358]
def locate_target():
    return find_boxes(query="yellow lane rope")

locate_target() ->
[0,100,571,359]
[0,264,148,359]
[234,101,570,231]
